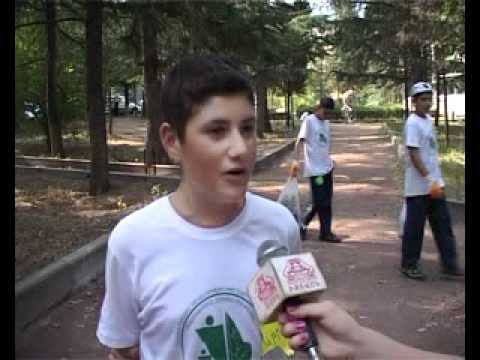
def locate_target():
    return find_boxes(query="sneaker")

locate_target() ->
[441,266,464,279]
[401,266,427,281]
[300,225,307,241]
[319,233,342,243]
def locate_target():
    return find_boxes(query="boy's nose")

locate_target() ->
[228,130,249,157]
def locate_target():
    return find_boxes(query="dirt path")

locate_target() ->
[252,123,465,356]
[16,123,464,359]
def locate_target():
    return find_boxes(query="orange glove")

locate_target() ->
[289,160,299,178]
[427,175,443,199]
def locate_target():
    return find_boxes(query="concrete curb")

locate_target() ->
[254,139,295,172]
[16,155,180,176]
[15,234,109,350]
[15,139,296,181]
[15,165,181,188]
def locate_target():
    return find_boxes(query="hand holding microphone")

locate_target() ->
[277,301,464,360]
[248,240,327,359]
[277,301,360,359]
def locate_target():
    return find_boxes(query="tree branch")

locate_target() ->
[333,70,406,81]
[16,58,45,69]
[15,17,83,30]
[56,24,85,48]
[349,0,396,6]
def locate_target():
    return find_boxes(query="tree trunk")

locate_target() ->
[124,82,129,116]
[255,75,266,139]
[435,71,440,127]
[291,95,295,128]
[263,86,272,133]
[86,1,109,196]
[45,0,64,158]
[403,77,409,121]
[107,85,113,135]
[143,10,167,168]
[286,85,291,129]
[443,74,449,147]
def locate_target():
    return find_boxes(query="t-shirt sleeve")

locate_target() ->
[288,219,302,253]
[405,119,421,148]
[297,118,308,140]
[97,240,140,349]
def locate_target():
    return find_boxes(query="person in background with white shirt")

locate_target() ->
[299,110,312,122]
[292,97,342,243]
[401,81,463,280]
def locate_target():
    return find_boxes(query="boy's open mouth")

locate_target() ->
[225,168,246,175]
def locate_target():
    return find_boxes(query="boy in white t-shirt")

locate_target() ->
[292,97,342,243]
[97,55,301,359]
[401,81,463,280]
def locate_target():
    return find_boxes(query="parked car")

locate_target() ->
[24,102,42,120]
[129,102,142,114]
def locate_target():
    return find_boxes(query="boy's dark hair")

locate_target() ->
[160,54,254,141]
[320,97,335,110]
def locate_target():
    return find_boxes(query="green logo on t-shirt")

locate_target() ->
[196,313,252,360]
[179,288,260,360]
[318,132,327,144]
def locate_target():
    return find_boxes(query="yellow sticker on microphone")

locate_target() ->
[261,321,294,356]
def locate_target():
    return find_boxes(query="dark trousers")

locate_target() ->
[401,195,458,270]
[303,170,333,238]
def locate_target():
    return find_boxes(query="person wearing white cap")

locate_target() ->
[400,81,463,280]
[341,89,354,123]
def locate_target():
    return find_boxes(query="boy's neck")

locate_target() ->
[170,184,245,228]
[414,111,428,118]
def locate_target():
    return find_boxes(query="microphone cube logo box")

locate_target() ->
[248,253,327,323]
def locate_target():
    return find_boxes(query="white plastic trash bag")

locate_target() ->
[277,174,302,226]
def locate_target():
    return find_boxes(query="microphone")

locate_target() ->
[248,240,327,360]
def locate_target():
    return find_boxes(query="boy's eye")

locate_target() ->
[241,124,254,134]
[207,127,226,135]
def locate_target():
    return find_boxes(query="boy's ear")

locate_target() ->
[159,122,181,163]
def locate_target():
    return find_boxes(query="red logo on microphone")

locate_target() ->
[256,275,278,304]
[283,258,315,282]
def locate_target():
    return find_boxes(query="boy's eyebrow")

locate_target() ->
[241,116,256,123]
[203,116,255,125]
[203,118,229,126]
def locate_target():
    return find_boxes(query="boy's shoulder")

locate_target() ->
[407,112,433,123]
[247,192,297,223]
[109,196,169,246]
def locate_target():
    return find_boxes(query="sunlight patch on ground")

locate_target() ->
[334,182,393,193]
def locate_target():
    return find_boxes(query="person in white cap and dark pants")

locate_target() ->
[401,81,463,280]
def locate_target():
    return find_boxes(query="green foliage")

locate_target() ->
[150,184,168,197]
[329,0,464,90]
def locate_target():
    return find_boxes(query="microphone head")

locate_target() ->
[256,240,289,267]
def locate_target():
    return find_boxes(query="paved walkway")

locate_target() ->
[16,123,464,359]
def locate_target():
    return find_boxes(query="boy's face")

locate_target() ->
[315,108,327,120]
[413,93,432,114]
[177,95,256,204]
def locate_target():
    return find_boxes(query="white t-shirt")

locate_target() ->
[404,113,445,196]
[297,114,333,177]
[97,192,301,359]
[299,112,309,122]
